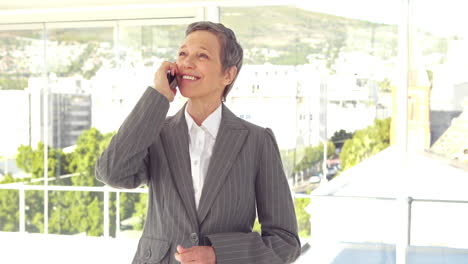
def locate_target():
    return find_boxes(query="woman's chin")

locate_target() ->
[178,87,191,98]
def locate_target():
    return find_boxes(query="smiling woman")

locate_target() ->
[96,21,301,264]
[176,30,230,107]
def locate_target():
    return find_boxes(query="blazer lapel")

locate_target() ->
[197,104,249,224]
[160,105,199,227]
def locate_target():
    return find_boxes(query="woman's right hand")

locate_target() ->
[153,61,178,102]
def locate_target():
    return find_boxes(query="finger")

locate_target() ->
[176,251,195,263]
[170,62,177,76]
[174,252,182,262]
[161,61,172,72]
[177,245,189,254]
[174,63,179,75]
[177,245,184,253]
[160,61,175,76]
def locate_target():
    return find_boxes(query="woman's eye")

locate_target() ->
[199,53,208,59]
[178,51,186,56]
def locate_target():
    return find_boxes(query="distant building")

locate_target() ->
[326,72,383,137]
[430,99,468,161]
[226,64,319,150]
[88,64,387,151]
[226,64,387,150]
[47,92,92,148]
[0,77,92,179]
[429,65,468,146]
[428,39,468,148]
[28,76,92,149]
[90,66,188,134]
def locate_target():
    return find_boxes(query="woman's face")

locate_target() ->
[176,30,234,102]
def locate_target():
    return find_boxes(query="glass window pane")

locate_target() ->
[48,190,106,236]
[0,189,19,232]
[412,0,468,159]
[409,0,468,257]
[222,3,400,263]
[43,25,114,185]
[118,192,147,237]
[0,28,43,179]
[25,190,44,233]
[411,201,468,248]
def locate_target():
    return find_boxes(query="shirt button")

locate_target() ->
[190,233,199,244]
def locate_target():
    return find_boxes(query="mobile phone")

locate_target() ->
[167,71,178,90]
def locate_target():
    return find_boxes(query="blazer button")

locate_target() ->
[145,248,152,259]
[190,233,199,244]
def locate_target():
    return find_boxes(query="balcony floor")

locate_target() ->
[0,232,138,264]
[2,232,468,264]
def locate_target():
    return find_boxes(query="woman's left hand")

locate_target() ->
[174,245,216,264]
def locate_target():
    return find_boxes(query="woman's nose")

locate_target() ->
[179,55,195,69]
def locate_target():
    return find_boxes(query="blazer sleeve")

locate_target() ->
[206,128,301,264]
[95,87,170,189]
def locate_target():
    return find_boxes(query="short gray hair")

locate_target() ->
[185,21,243,102]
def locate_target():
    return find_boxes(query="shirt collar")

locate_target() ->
[185,103,222,139]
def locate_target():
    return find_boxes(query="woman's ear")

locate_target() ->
[223,66,238,85]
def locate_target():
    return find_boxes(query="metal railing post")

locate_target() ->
[407,197,412,246]
[396,196,412,264]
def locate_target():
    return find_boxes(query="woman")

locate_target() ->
[96,21,301,264]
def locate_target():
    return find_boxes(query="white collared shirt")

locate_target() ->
[184,104,222,209]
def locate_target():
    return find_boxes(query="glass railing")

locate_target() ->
[1,186,467,264]
[294,192,468,264]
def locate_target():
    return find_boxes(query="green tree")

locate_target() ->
[25,190,44,233]
[339,118,391,171]
[252,197,311,238]
[331,129,354,149]
[377,78,392,93]
[67,128,107,187]
[294,142,335,173]
[119,192,147,232]
[119,192,139,228]
[0,77,28,90]
[49,128,116,236]
[295,197,311,237]
[132,193,148,230]
[16,142,70,180]
[15,142,69,233]
[16,144,34,173]
[0,174,20,231]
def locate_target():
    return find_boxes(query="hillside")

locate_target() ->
[220,6,398,66]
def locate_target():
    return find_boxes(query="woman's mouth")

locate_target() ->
[181,74,200,81]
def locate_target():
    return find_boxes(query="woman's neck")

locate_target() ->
[187,99,222,126]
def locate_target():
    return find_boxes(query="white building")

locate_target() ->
[430,40,468,112]
[226,64,321,150]
[90,66,187,134]
[28,76,92,149]
[226,64,385,150]
[0,76,93,159]
[0,90,30,157]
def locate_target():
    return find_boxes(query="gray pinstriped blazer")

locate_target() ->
[96,87,301,264]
